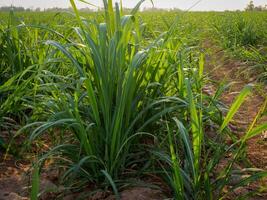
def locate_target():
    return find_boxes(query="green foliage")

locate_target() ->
[14,0,176,192]
[214,14,261,48]
[0,1,266,199]
[213,12,267,83]
[31,164,40,200]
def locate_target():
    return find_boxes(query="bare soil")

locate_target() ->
[0,142,167,200]
[204,41,267,199]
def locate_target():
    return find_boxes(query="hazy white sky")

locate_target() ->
[0,0,266,11]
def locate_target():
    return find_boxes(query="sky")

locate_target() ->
[0,0,266,11]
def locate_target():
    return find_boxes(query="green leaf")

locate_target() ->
[220,85,252,132]
[186,78,202,176]
[78,0,97,8]
[31,164,40,200]
[101,170,119,200]
[246,122,267,140]
[0,136,5,149]
[45,40,84,77]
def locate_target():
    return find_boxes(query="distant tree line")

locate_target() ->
[1,2,267,13]
[0,6,94,12]
[0,6,33,12]
[0,5,181,13]
[245,1,267,11]
[142,7,181,12]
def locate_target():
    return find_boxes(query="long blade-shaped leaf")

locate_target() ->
[220,85,252,132]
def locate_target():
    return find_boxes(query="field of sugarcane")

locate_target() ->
[0,0,267,199]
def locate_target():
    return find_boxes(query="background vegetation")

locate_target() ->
[0,0,266,199]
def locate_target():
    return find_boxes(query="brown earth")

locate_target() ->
[0,151,30,200]
[0,152,167,200]
[204,41,267,199]
[0,141,167,200]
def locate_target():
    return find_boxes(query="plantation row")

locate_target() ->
[0,1,267,199]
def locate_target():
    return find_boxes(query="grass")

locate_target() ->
[0,1,267,199]
[213,12,267,83]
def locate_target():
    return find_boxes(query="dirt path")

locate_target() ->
[204,41,267,199]
[0,133,167,200]
[0,151,30,200]
[0,132,60,200]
